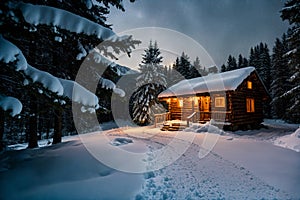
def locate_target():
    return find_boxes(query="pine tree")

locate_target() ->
[0,0,139,148]
[243,57,249,68]
[171,57,183,85]
[279,0,300,123]
[248,43,271,90]
[270,34,289,118]
[238,54,244,69]
[180,52,192,79]
[259,43,272,91]
[249,46,260,68]
[190,57,202,78]
[131,41,166,125]
[172,52,193,81]
[237,54,248,69]
[141,41,163,64]
[226,55,237,71]
[248,43,272,117]
[220,64,226,72]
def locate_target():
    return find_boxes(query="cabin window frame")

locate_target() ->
[214,97,225,108]
[247,81,252,89]
[246,98,255,112]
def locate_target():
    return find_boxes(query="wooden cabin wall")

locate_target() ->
[210,92,232,122]
[210,92,231,112]
[230,73,265,126]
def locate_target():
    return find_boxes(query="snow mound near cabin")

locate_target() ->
[184,121,225,135]
[274,127,300,152]
[110,138,133,146]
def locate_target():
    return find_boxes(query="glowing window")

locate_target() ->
[179,99,183,107]
[246,98,255,112]
[193,97,198,106]
[215,97,225,107]
[247,81,252,89]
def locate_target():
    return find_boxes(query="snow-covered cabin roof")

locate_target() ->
[159,67,259,98]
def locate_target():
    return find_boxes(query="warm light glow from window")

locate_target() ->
[247,81,252,89]
[246,98,255,112]
[193,97,198,106]
[215,97,225,107]
[179,99,183,107]
[166,98,171,103]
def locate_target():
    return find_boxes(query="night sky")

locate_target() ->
[109,0,289,69]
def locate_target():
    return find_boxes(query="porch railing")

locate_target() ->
[186,112,197,127]
[154,112,171,127]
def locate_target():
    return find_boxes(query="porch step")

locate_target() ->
[161,121,187,131]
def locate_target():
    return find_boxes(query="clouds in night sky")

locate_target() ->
[109,0,289,67]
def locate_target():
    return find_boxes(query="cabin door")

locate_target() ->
[199,96,211,121]
[200,96,210,112]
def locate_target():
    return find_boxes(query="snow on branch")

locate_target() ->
[0,36,64,96]
[0,35,27,71]
[113,88,125,97]
[24,65,64,96]
[16,2,128,41]
[58,78,99,110]
[271,85,300,104]
[0,94,22,117]
[95,71,126,97]
[76,41,87,60]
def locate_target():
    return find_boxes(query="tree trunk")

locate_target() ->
[37,115,42,140]
[27,98,38,149]
[53,108,62,144]
[46,117,51,139]
[0,110,5,151]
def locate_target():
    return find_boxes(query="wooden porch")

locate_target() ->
[154,111,232,130]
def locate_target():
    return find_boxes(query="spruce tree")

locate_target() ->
[243,57,249,68]
[248,43,271,90]
[0,0,139,147]
[220,64,226,72]
[171,57,183,85]
[238,54,248,69]
[259,43,271,91]
[226,55,237,71]
[131,41,166,125]
[172,52,194,81]
[190,57,202,78]
[180,52,192,79]
[280,0,300,123]
[270,34,289,118]
[238,54,244,69]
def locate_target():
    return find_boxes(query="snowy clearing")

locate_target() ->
[1,120,299,199]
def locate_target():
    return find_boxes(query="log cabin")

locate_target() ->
[158,67,270,130]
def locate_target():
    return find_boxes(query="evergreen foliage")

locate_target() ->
[0,0,139,149]
[131,41,166,125]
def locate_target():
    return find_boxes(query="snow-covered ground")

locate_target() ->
[274,127,300,152]
[1,120,299,199]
